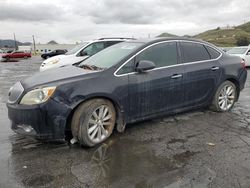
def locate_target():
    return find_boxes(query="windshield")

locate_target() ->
[79,42,144,69]
[227,47,248,54]
[65,42,88,55]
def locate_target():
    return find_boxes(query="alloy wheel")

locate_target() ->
[87,105,113,143]
[218,84,235,111]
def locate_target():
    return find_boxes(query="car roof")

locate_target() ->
[132,37,209,44]
[80,38,136,44]
[124,37,221,50]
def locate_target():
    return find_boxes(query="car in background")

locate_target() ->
[39,38,134,72]
[2,50,31,61]
[7,38,247,147]
[41,49,67,59]
[227,46,250,67]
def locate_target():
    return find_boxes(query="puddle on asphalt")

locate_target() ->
[22,174,54,187]
[4,134,204,188]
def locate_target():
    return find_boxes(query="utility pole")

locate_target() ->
[32,35,36,55]
[13,33,18,50]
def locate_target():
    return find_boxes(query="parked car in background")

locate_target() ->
[227,46,250,67]
[7,37,247,147]
[2,50,31,61]
[41,49,67,59]
[39,38,134,72]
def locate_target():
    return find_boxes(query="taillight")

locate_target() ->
[241,58,247,70]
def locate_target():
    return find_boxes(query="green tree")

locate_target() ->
[236,36,249,46]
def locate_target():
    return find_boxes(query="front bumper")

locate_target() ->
[7,98,72,140]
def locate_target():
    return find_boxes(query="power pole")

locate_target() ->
[13,33,18,50]
[32,35,36,55]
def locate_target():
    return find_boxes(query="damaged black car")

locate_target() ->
[7,38,247,147]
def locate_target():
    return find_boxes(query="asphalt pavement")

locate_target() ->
[0,57,250,188]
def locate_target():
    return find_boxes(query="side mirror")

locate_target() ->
[247,51,250,55]
[135,60,156,73]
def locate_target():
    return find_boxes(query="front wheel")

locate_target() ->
[71,99,116,147]
[210,81,237,112]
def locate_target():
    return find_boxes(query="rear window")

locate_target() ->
[105,41,122,47]
[205,46,221,59]
[180,42,210,63]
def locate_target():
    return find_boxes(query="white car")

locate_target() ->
[227,45,250,67]
[40,38,131,71]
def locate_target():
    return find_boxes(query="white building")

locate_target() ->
[18,45,32,52]
[31,43,76,54]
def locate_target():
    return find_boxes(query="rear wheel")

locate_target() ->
[210,81,237,112]
[71,99,116,147]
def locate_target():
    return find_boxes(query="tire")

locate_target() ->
[210,81,237,112]
[71,99,116,147]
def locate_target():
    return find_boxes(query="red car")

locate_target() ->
[2,51,31,61]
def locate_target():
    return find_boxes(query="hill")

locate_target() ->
[157,21,250,46]
[194,22,250,46]
[157,32,178,37]
[0,39,31,48]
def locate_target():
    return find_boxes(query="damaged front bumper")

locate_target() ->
[7,98,72,140]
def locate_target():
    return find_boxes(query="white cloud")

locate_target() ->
[0,0,249,43]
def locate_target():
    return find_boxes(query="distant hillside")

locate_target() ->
[0,39,31,48]
[157,21,250,46]
[194,22,250,46]
[47,40,58,45]
[157,32,178,37]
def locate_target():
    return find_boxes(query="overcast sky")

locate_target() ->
[0,0,249,44]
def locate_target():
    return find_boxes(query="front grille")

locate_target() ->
[8,82,24,104]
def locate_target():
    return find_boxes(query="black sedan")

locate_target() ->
[41,49,67,59]
[7,38,247,147]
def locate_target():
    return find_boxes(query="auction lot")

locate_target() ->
[0,56,250,188]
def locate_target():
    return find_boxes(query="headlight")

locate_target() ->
[20,87,56,105]
[48,58,60,65]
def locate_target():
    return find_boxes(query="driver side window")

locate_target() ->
[137,42,177,68]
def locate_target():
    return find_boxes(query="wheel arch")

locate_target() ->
[64,95,124,135]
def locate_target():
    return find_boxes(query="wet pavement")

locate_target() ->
[0,57,250,188]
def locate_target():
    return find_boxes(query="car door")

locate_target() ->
[126,41,186,121]
[12,52,19,58]
[18,51,24,58]
[179,41,222,107]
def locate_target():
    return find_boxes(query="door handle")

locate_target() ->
[211,66,219,71]
[171,74,183,79]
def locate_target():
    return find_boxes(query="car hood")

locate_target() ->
[21,66,98,89]
[43,54,70,63]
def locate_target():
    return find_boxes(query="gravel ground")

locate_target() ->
[0,57,250,188]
